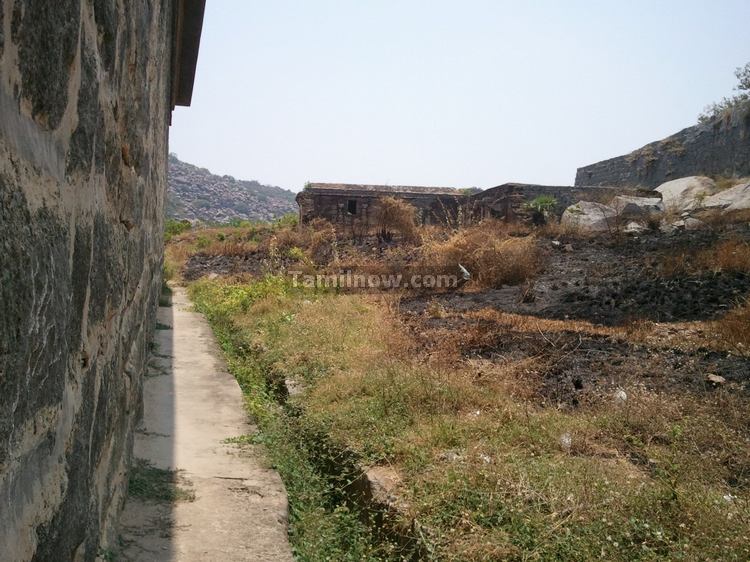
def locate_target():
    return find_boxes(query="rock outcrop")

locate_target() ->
[561,201,618,232]
[701,182,750,213]
[561,175,749,235]
[0,2,188,560]
[168,154,296,223]
[655,176,717,213]
[611,195,664,219]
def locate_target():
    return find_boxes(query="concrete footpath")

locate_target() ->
[119,288,293,561]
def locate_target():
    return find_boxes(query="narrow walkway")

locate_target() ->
[119,288,293,561]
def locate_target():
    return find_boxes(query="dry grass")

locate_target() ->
[713,298,750,355]
[191,277,750,560]
[421,221,545,288]
[537,218,590,239]
[165,219,342,281]
[701,239,750,272]
[714,175,750,191]
[662,238,750,276]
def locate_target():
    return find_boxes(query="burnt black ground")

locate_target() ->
[400,226,750,404]
[401,226,750,326]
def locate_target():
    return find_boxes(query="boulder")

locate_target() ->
[612,195,663,219]
[701,182,750,213]
[655,176,717,213]
[561,201,617,232]
[684,217,707,230]
[663,217,707,232]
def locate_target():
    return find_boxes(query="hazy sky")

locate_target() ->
[169,0,750,192]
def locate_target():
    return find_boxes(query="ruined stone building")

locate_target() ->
[296,182,467,227]
[470,183,627,221]
[0,1,204,560]
[296,181,629,226]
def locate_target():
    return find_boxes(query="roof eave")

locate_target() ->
[171,0,206,109]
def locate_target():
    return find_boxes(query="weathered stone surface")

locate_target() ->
[93,0,118,75]
[0,1,173,560]
[575,104,750,188]
[655,176,717,213]
[13,0,81,129]
[297,182,466,227]
[684,217,707,230]
[561,201,618,232]
[66,41,106,176]
[0,4,4,56]
[701,182,750,212]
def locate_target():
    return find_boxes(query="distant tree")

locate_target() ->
[698,62,750,124]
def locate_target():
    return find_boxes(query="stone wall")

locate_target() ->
[0,1,173,560]
[575,104,750,188]
[470,183,629,220]
[297,188,466,229]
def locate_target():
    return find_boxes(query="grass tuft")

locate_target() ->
[128,458,195,502]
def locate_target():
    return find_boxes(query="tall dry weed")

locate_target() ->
[420,221,545,288]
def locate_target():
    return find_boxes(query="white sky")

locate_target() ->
[170,0,750,192]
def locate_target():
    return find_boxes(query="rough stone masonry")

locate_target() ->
[575,104,750,188]
[0,1,203,560]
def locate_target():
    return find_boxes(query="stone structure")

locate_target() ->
[469,183,627,221]
[575,104,750,188]
[296,182,633,227]
[0,2,204,560]
[296,183,467,228]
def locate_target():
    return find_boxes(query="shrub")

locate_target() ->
[374,196,418,242]
[274,213,299,229]
[287,246,307,262]
[165,218,191,241]
[523,195,558,225]
[421,222,544,288]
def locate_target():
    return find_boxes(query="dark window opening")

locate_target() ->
[347,199,357,215]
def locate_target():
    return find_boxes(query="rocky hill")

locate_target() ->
[168,154,297,222]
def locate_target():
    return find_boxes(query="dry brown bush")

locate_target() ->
[374,196,418,242]
[306,219,337,263]
[421,221,545,288]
